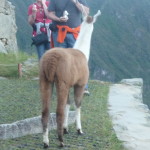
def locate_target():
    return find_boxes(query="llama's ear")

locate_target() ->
[93,10,101,23]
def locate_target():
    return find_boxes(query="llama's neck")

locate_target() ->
[73,23,93,62]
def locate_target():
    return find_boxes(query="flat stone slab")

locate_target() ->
[0,111,75,139]
[0,76,7,80]
[108,78,150,150]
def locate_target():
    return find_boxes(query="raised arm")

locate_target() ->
[28,4,37,25]
[42,0,64,22]
[72,0,89,16]
[41,0,49,18]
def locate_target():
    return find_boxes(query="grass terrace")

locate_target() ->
[0,79,124,150]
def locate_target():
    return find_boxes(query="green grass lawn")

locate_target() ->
[0,52,38,78]
[0,79,125,150]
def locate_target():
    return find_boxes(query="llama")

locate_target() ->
[39,10,101,148]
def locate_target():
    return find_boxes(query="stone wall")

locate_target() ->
[0,0,18,53]
[108,78,150,150]
[0,111,76,139]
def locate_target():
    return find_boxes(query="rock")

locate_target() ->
[0,0,18,53]
[0,76,7,80]
[108,78,150,150]
[0,41,7,53]
[0,111,76,139]
[120,78,143,87]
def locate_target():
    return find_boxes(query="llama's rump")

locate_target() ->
[40,48,89,86]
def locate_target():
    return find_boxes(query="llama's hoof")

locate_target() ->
[83,90,90,96]
[43,143,49,148]
[77,129,84,135]
[60,142,65,147]
[64,128,69,134]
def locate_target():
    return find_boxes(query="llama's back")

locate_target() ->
[40,48,89,86]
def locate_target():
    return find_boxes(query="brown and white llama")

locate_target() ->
[39,10,101,148]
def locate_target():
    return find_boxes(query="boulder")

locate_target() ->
[0,0,18,53]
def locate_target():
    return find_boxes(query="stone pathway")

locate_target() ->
[108,78,150,150]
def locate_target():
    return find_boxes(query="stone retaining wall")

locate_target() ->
[0,111,75,139]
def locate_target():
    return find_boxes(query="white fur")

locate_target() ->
[93,10,101,23]
[75,107,83,133]
[43,128,49,145]
[73,22,93,61]
[73,10,101,62]
[63,104,70,129]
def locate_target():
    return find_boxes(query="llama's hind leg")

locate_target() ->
[74,85,85,135]
[41,81,52,148]
[63,96,70,134]
[56,82,69,147]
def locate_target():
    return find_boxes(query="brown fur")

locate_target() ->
[40,47,89,146]
[86,16,93,24]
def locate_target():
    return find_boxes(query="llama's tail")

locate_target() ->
[40,51,59,82]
